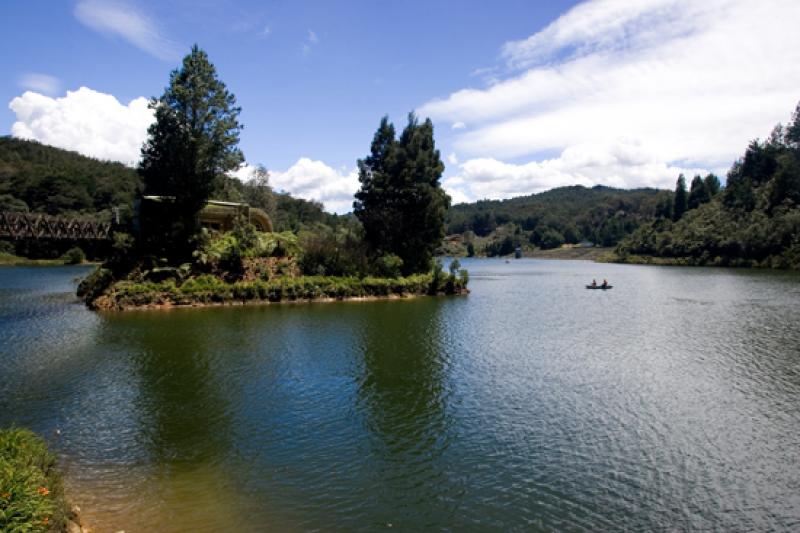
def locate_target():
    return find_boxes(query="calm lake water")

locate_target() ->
[1,260,800,531]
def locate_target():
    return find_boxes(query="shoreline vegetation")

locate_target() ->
[0,248,90,267]
[0,428,89,533]
[81,269,468,311]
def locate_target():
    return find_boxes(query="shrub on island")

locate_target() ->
[91,269,467,310]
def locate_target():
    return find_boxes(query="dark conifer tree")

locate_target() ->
[688,175,710,209]
[786,102,800,147]
[354,113,449,274]
[139,45,243,259]
[673,174,688,221]
[703,173,721,197]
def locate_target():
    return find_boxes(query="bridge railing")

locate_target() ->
[0,212,112,241]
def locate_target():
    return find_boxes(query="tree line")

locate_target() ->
[617,101,800,268]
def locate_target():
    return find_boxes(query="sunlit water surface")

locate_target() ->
[1,260,800,531]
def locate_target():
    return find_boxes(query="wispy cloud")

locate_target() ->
[17,73,60,95]
[74,0,180,60]
[419,0,800,203]
[302,29,319,56]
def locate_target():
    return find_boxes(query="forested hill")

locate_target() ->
[0,136,341,231]
[0,136,140,220]
[446,185,670,250]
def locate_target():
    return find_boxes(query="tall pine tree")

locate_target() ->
[703,173,721,197]
[354,114,449,275]
[139,45,244,259]
[673,174,688,221]
[688,174,710,209]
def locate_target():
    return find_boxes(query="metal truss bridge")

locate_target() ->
[0,212,112,241]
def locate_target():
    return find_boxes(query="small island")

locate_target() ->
[78,46,467,310]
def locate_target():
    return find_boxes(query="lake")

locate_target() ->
[1,259,799,531]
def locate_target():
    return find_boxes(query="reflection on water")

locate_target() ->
[1,261,800,531]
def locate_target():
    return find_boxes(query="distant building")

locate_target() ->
[136,196,273,234]
[198,200,272,232]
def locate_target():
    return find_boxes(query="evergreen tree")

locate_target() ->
[786,102,800,147]
[139,45,243,259]
[688,174,710,210]
[704,173,721,197]
[354,113,449,274]
[673,174,688,221]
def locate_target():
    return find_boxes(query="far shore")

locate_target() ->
[522,246,615,261]
[0,252,100,267]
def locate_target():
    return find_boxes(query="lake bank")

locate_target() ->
[0,252,72,267]
[610,252,800,269]
[520,246,615,261]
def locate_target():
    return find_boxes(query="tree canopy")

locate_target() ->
[354,113,449,274]
[138,45,244,257]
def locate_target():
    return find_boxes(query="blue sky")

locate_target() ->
[3,0,800,212]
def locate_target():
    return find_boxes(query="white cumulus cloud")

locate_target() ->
[419,0,800,202]
[9,87,154,165]
[444,140,707,204]
[74,0,179,60]
[236,159,359,214]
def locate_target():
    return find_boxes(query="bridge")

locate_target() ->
[0,212,112,241]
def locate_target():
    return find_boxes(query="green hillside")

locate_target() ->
[0,137,342,232]
[0,136,141,221]
[445,185,669,255]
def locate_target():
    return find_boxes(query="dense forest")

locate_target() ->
[0,136,140,221]
[617,102,800,268]
[444,185,670,255]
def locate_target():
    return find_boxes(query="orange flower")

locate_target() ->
[0,491,10,499]
[37,486,50,496]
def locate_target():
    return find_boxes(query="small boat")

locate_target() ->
[586,285,613,290]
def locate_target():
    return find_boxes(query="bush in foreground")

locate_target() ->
[0,428,68,532]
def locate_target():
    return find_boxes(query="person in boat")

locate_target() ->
[602,279,608,288]
[591,279,597,287]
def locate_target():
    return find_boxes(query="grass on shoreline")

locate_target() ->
[0,252,68,267]
[0,251,95,267]
[0,428,69,532]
